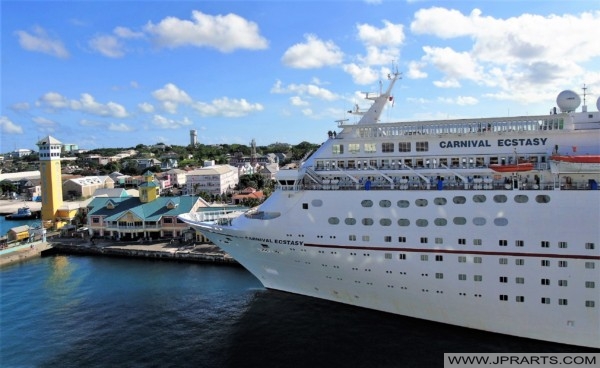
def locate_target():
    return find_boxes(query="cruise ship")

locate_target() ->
[179,73,600,348]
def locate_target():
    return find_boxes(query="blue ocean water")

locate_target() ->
[0,255,595,368]
[0,217,42,235]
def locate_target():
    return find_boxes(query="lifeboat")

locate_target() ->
[549,155,600,173]
[490,162,534,172]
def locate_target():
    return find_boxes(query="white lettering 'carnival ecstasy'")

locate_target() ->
[440,137,548,149]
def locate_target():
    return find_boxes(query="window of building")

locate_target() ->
[332,144,344,154]
[349,144,360,153]
[416,141,429,152]
[399,142,411,152]
[364,143,376,153]
[382,142,394,153]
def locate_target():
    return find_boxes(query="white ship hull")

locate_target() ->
[180,75,600,347]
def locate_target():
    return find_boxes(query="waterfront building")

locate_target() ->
[37,136,69,229]
[63,176,115,199]
[185,164,239,197]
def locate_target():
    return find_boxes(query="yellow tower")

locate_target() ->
[138,171,159,203]
[37,136,64,229]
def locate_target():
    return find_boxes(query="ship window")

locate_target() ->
[364,143,376,153]
[516,277,525,284]
[535,195,551,203]
[558,280,568,286]
[434,197,447,205]
[349,235,356,241]
[328,217,340,225]
[416,219,428,227]
[493,194,507,203]
[499,258,508,265]
[458,256,466,263]
[499,295,508,301]
[585,243,595,250]
[558,260,568,267]
[453,196,466,204]
[474,275,482,282]
[473,239,482,246]
[380,218,392,226]
[397,200,410,208]
[473,257,482,264]
[332,144,344,154]
[559,299,568,306]
[516,296,525,303]
[379,200,391,208]
[415,199,428,207]
[494,218,508,226]
[585,281,595,288]
[541,240,550,248]
[541,278,550,285]
[499,276,508,283]
[398,142,411,152]
[515,259,524,266]
[458,274,467,280]
[558,241,567,248]
[362,218,374,226]
[361,199,373,207]
[311,199,323,207]
[398,219,410,226]
[435,273,443,279]
[385,253,392,259]
[382,142,394,153]
[420,237,428,244]
[435,255,443,261]
[514,195,529,203]
[586,301,595,308]
[472,195,486,203]
[345,218,357,225]
[541,260,550,267]
[384,236,392,242]
[541,298,551,304]
[362,235,370,241]
[420,255,428,261]
[302,203,308,209]
[458,238,466,245]
[585,262,595,269]
[349,144,360,153]
[416,141,429,152]
[399,254,406,260]
[515,240,524,247]
[473,217,486,226]
[453,217,466,225]
[398,236,406,242]
[435,237,443,244]
[434,218,447,226]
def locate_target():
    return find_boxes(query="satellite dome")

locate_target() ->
[556,90,581,113]
[596,96,600,112]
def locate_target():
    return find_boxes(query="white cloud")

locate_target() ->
[290,96,309,106]
[438,96,478,106]
[80,119,104,127]
[144,10,268,52]
[89,35,124,58]
[342,64,379,85]
[282,34,343,69]
[32,116,57,127]
[356,20,405,47]
[0,116,24,134]
[108,122,134,132]
[192,97,264,117]
[152,83,192,113]
[271,80,338,100]
[138,102,155,113]
[11,102,31,111]
[152,114,193,129]
[36,92,128,118]
[113,26,144,39]
[14,26,69,58]
[407,61,427,79]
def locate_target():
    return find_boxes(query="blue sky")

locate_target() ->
[2,1,599,152]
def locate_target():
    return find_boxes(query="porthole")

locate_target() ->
[415,199,428,207]
[493,194,507,203]
[453,217,467,225]
[379,200,392,208]
[494,218,508,226]
[362,218,374,226]
[380,218,392,226]
[472,195,486,203]
[361,199,373,207]
[345,218,357,225]
[312,199,323,207]
[328,217,340,225]
[535,195,551,203]
[397,200,410,208]
[398,218,410,226]
[453,196,466,204]
[473,217,486,226]
[514,195,529,203]
[416,219,429,227]
[434,197,447,205]
[434,218,447,226]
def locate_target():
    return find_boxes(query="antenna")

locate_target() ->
[582,83,587,106]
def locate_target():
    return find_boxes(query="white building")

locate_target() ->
[185,165,238,196]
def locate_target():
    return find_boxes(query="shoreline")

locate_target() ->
[0,238,237,268]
